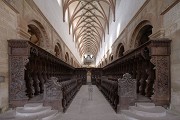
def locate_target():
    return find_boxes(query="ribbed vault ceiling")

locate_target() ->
[63,0,116,57]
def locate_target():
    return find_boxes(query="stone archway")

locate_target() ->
[54,45,60,57]
[130,20,153,48]
[116,43,124,58]
[109,54,113,62]
[65,52,69,63]
[28,20,49,48]
[57,43,62,59]
[54,42,62,59]
[71,58,73,66]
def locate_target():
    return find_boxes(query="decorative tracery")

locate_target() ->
[62,0,116,57]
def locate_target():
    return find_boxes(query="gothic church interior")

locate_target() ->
[0,0,180,120]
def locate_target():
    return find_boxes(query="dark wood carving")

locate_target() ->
[61,79,78,112]
[74,68,87,85]
[117,73,137,113]
[101,76,118,111]
[103,38,171,109]
[91,68,102,85]
[44,77,63,111]
[8,40,75,108]
[10,56,29,100]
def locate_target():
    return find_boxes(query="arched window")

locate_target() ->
[116,43,124,58]
[130,20,153,48]
[105,58,107,65]
[109,54,113,61]
[71,58,73,65]
[136,25,152,46]
[28,25,41,46]
[57,43,62,58]
[28,20,48,47]
[65,52,69,63]
[54,45,60,57]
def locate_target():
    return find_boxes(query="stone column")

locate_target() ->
[149,39,171,106]
[8,40,30,108]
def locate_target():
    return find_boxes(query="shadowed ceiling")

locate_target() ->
[62,0,116,58]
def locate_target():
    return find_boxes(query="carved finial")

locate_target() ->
[123,73,132,79]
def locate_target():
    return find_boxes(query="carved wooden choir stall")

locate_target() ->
[8,40,83,111]
[8,38,171,113]
[101,76,118,111]
[101,39,171,112]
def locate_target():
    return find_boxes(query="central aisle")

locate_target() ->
[60,85,123,120]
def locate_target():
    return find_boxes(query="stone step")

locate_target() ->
[122,110,180,120]
[13,110,58,120]
[24,103,43,110]
[16,106,52,117]
[0,109,16,119]
[40,110,58,120]
[129,106,166,117]
[136,102,155,109]
[48,113,63,120]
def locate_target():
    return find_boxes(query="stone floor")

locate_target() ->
[60,85,124,120]
[1,85,180,120]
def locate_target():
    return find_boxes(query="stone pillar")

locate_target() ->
[150,39,171,106]
[8,40,30,108]
[150,56,170,106]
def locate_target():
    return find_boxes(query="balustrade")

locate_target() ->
[74,68,87,85]
[44,77,81,112]
[101,76,118,111]
[61,79,79,112]
[91,68,102,85]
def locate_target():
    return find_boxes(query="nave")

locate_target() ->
[60,85,123,120]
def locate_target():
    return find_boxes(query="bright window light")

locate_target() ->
[57,0,61,7]
[116,23,121,38]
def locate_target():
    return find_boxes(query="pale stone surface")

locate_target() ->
[163,2,180,112]
[0,0,17,112]
[60,85,124,120]
[33,0,82,63]
[96,0,146,65]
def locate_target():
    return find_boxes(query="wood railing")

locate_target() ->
[101,76,118,111]
[61,79,79,112]
[44,77,82,112]
[74,68,87,85]
[91,68,102,85]
[98,74,137,113]
[103,39,171,107]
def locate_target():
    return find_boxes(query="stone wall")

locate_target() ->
[163,1,180,112]
[0,0,80,112]
[0,0,17,112]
